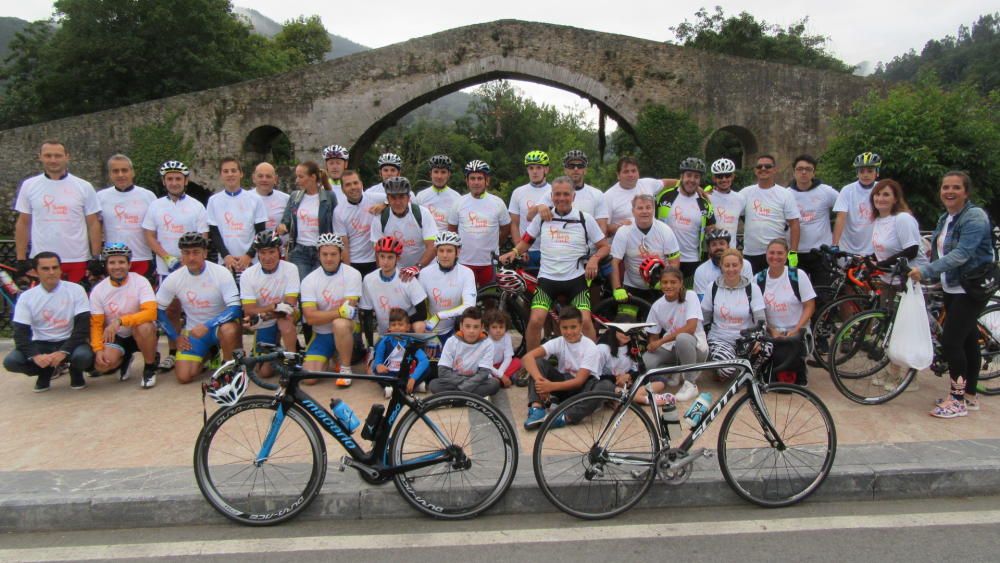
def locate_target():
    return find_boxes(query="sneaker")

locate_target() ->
[383,386,392,399]
[158,354,176,372]
[33,379,51,393]
[140,368,156,389]
[675,381,699,402]
[965,396,981,411]
[930,399,967,419]
[524,406,547,430]
[548,413,567,429]
[70,374,87,390]
[416,382,427,393]
[652,393,675,407]
[335,378,352,387]
[666,373,681,387]
[51,363,67,380]
[119,353,134,382]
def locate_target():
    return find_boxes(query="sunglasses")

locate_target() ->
[713,173,734,179]
[564,163,586,169]
[755,164,775,170]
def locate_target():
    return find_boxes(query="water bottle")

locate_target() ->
[330,398,360,433]
[0,270,20,296]
[683,392,713,429]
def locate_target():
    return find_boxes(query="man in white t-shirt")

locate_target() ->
[322,144,350,201]
[655,157,717,278]
[251,162,290,243]
[832,151,882,256]
[693,229,754,300]
[88,243,160,388]
[14,140,102,284]
[707,158,744,248]
[335,169,378,277]
[500,177,609,351]
[207,158,268,274]
[611,193,682,304]
[789,154,839,287]
[415,155,461,232]
[97,154,157,278]
[239,231,300,378]
[4,252,93,392]
[300,233,363,386]
[366,152,414,203]
[507,150,553,273]
[369,176,437,273]
[447,160,510,287]
[156,232,242,384]
[604,156,668,237]
[740,154,800,272]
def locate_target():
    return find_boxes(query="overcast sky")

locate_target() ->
[7,1,991,125]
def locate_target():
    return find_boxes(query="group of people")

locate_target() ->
[6,139,994,430]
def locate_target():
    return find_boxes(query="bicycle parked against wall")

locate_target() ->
[194,337,519,526]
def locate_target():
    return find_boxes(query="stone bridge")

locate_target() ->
[0,19,875,230]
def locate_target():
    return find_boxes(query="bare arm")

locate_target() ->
[86,213,102,257]
[832,212,847,247]
[144,228,169,259]
[15,213,30,260]
[788,219,800,252]
[508,214,521,245]
[418,240,435,268]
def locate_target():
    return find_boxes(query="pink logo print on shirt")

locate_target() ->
[752,200,776,217]
[672,206,692,226]
[223,211,245,232]
[162,214,184,234]
[466,211,489,229]
[718,304,743,325]
[321,288,344,309]
[41,195,69,216]
[764,291,789,313]
[716,207,737,225]
[857,203,873,221]
[113,203,141,225]
[391,230,417,248]
[350,215,371,233]
[298,208,319,227]
[378,295,392,311]
[185,291,211,309]
[40,308,70,329]
[106,301,121,316]
[431,288,453,309]
[547,226,572,244]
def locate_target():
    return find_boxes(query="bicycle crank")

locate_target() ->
[655,448,713,485]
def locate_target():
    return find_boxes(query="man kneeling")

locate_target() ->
[430,307,499,399]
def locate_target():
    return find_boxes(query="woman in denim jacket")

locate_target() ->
[277,161,342,281]
[910,171,995,418]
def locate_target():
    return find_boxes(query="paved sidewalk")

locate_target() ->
[1,339,999,531]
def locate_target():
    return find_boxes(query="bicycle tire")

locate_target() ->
[829,310,916,405]
[532,391,657,520]
[593,295,653,325]
[718,384,836,508]
[810,294,871,368]
[976,304,1000,381]
[194,396,327,526]
[390,391,518,519]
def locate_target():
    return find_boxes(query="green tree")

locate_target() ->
[129,114,194,195]
[0,21,54,127]
[612,104,702,178]
[274,15,331,65]
[672,6,853,73]
[819,77,1000,224]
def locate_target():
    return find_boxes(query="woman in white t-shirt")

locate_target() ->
[758,239,817,385]
[702,248,766,379]
[870,179,927,285]
[642,266,708,401]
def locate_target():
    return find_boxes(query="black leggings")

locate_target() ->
[942,293,988,396]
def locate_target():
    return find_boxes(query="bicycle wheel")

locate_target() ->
[810,295,870,368]
[533,392,658,520]
[718,384,836,507]
[976,304,1000,381]
[194,396,327,526]
[593,296,653,325]
[829,310,916,405]
[390,391,518,519]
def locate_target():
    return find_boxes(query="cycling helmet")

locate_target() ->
[159,160,190,177]
[639,256,665,287]
[252,230,282,250]
[374,236,403,255]
[101,242,132,261]
[177,232,209,249]
[853,152,882,169]
[710,158,736,175]
[524,150,550,167]
[496,268,526,293]
[377,152,403,170]
[383,176,411,195]
[428,154,453,171]
[679,157,706,175]
[562,149,589,166]
[464,159,492,176]
[205,362,248,407]
[322,144,349,161]
[434,231,462,247]
[317,233,345,248]
[705,228,732,243]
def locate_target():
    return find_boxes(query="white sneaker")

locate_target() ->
[675,381,699,402]
[666,374,681,387]
[158,354,176,372]
[384,386,393,399]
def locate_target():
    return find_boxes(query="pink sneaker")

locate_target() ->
[930,399,968,419]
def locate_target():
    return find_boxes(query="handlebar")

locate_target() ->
[232,348,297,391]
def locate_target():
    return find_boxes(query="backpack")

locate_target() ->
[754,267,802,302]
[380,203,424,231]
[710,280,753,310]
[545,209,591,247]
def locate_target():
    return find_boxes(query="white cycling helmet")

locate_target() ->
[205,362,248,407]
[317,233,345,248]
[710,158,736,175]
[377,152,403,170]
[434,231,462,247]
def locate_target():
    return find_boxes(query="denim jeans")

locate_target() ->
[289,245,319,281]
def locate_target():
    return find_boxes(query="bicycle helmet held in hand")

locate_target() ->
[428,154,453,171]
[159,160,190,177]
[177,232,209,249]
[252,230,282,250]
[374,236,404,256]
[524,150,550,167]
[434,231,462,247]
[710,158,736,175]
[322,144,350,161]
[496,268,527,293]
[639,256,665,287]
[101,242,132,261]
[377,152,403,170]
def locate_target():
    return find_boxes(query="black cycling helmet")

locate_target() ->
[178,232,209,249]
[679,157,707,175]
[383,176,412,195]
[253,230,282,250]
[562,149,588,166]
[705,228,731,243]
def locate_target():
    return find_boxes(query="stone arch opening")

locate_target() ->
[242,125,295,170]
[704,125,759,170]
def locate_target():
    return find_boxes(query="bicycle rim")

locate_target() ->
[194,397,327,526]
[532,392,657,520]
[718,384,836,507]
[976,305,1000,381]
[390,392,518,519]
[811,295,870,368]
[829,310,914,404]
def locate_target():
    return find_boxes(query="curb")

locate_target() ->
[3,439,1000,532]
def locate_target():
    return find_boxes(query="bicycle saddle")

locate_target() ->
[602,322,657,334]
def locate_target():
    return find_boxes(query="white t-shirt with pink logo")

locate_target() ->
[762,267,817,331]
[541,336,601,379]
[15,173,101,262]
[508,182,551,251]
[646,290,708,352]
[97,186,157,261]
[359,270,428,334]
[141,195,209,275]
[665,191,705,262]
[415,186,461,232]
[605,178,663,228]
[610,222,681,289]
[239,260,301,329]
[447,193,511,266]
[525,207,605,281]
[300,263,363,335]
[872,213,927,281]
[833,181,876,255]
[294,193,321,247]
[89,272,157,338]
[439,336,494,376]
[708,189,744,247]
[335,192,379,264]
[739,184,800,256]
[156,261,240,330]
[253,188,290,234]
[369,204,438,269]
[14,281,90,342]
[418,262,477,334]
[207,189,269,261]
[790,184,839,251]
[701,281,766,343]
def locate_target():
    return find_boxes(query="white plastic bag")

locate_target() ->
[887,280,933,370]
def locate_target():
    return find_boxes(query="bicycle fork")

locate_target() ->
[255,403,287,466]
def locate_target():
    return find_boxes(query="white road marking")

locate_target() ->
[5,509,1000,561]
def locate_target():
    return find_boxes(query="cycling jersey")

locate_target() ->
[415,186,461,231]
[142,195,209,275]
[207,188,268,260]
[97,185,157,261]
[739,184,800,256]
[524,207,604,281]
[604,178,662,228]
[418,262,477,334]
[655,185,715,262]
[89,272,156,348]
[369,204,437,268]
[359,270,428,334]
[610,222,681,289]
[335,192,378,264]
[791,182,839,251]
[300,263,363,335]
[708,189,744,247]
[156,261,240,330]
[447,192,511,267]
[15,172,101,262]
[239,260,301,329]
[508,182,551,252]
[834,181,877,254]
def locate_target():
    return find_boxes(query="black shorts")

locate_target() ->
[106,334,139,357]
[353,261,377,277]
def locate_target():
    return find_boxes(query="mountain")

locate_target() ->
[233,6,367,60]
[0,16,31,62]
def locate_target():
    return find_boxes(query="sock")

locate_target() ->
[168,348,177,357]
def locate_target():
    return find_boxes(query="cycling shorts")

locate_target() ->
[177,327,221,363]
[105,335,139,358]
[304,333,335,363]
[254,325,279,351]
[531,275,591,311]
